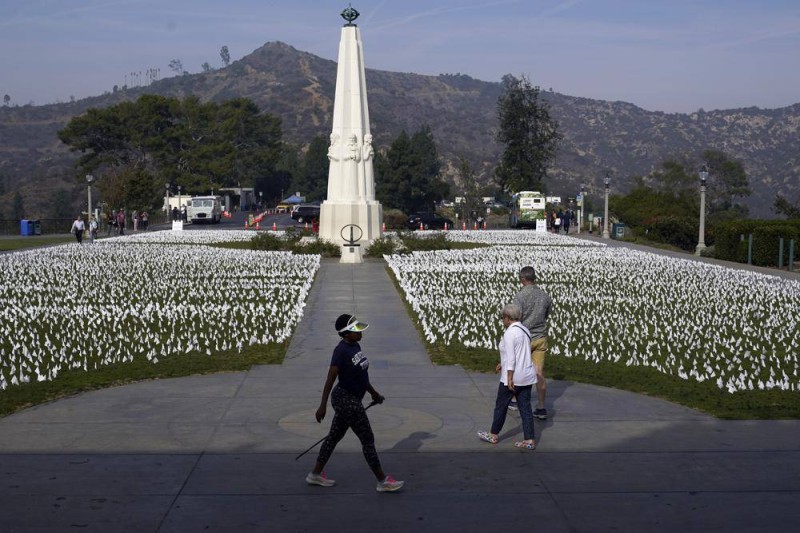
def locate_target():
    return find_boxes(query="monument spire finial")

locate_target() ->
[341,4,359,26]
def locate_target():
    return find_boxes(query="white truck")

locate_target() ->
[188,196,222,224]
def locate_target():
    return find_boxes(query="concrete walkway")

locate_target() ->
[1,259,799,532]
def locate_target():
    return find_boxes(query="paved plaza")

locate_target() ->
[0,255,798,531]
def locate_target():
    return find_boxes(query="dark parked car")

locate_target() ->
[406,212,454,230]
[291,204,321,223]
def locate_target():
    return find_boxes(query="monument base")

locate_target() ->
[319,201,382,246]
[340,244,364,264]
[172,221,184,231]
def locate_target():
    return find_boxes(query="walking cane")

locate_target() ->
[295,401,378,461]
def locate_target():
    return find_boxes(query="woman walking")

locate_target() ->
[306,314,405,492]
[478,303,538,450]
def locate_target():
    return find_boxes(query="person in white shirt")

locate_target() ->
[477,303,538,449]
[70,215,85,244]
[88,216,98,243]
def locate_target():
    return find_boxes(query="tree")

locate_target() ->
[2,94,9,106]
[58,94,283,210]
[49,189,74,219]
[201,62,212,73]
[701,149,750,217]
[774,193,800,219]
[220,46,231,67]
[292,135,329,201]
[168,59,184,74]
[649,160,695,197]
[11,191,24,220]
[494,74,561,193]
[376,126,449,213]
[457,157,483,224]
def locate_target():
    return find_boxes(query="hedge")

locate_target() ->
[715,219,800,266]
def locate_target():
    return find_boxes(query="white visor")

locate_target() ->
[338,315,369,333]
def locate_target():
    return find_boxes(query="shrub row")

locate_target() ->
[250,229,341,257]
[715,219,800,266]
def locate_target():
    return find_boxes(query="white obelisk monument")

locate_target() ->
[319,6,382,258]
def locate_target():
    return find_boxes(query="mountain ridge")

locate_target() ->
[1,40,797,218]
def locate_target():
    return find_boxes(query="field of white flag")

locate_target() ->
[2,228,798,397]
[0,231,318,390]
[386,231,800,393]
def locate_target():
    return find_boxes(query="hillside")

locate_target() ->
[1,41,798,218]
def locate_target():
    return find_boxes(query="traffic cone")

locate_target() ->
[420,221,424,231]
[305,222,309,230]
[444,222,448,231]
[272,222,277,231]
[483,221,487,230]
[462,222,466,230]
[473,222,477,230]
[256,222,260,230]
[244,221,248,229]
[382,222,386,232]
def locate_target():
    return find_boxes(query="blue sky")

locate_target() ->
[2,0,798,112]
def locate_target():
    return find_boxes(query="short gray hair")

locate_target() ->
[502,303,521,321]
[519,266,536,282]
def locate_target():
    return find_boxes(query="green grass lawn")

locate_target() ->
[3,243,795,420]
[387,266,800,420]
[0,235,75,251]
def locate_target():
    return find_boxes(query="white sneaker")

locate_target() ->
[376,475,404,492]
[306,471,335,487]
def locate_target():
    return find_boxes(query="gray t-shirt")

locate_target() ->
[513,284,552,340]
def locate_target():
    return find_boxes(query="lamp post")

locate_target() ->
[695,166,708,256]
[86,174,94,222]
[259,191,263,210]
[579,184,585,233]
[165,183,170,218]
[602,172,610,239]
[177,185,182,222]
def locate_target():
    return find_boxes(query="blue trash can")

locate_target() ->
[20,219,34,236]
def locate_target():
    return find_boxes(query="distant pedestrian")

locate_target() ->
[88,216,98,244]
[141,211,149,231]
[478,303,537,449]
[132,210,139,232]
[306,314,405,492]
[563,209,571,234]
[116,209,126,235]
[70,215,85,244]
[181,205,187,222]
[172,206,179,222]
[107,211,115,236]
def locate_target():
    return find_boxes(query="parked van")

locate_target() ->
[290,204,321,223]
[188,196,222,224]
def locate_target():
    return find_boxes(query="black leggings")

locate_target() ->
[316,386,381,471]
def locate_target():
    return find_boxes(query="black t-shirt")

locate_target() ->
[331,340,370,399]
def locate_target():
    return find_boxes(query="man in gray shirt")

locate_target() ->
[513,266,552,419]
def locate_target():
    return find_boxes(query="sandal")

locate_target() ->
[477,431,498,444]
[514,440,537,450]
